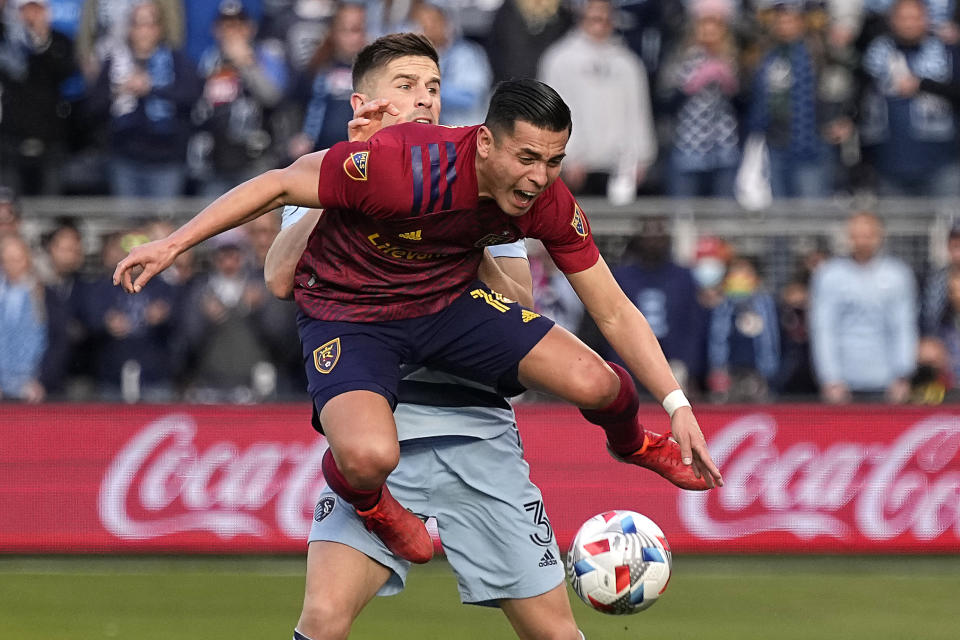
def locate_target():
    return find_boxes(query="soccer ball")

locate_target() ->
[566,510,672,615]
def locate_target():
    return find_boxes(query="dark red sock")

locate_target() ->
[321,448,381,511]
[579,362,646,455]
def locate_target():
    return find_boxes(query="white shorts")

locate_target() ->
[308,422,564,605]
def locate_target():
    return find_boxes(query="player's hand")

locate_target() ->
[113,238,178,293]
[347,98,400,142]
[670,407,723,489]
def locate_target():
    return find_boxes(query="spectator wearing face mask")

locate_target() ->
[707,255,780,403]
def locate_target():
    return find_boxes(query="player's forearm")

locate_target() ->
[168,152,325,255]
[167,171,289,254]
[264,210,322,299]
[595,301,682,402]
[568,258,681,401]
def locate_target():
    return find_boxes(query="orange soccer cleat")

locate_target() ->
[356,485,433,564]
[609,431,711,491]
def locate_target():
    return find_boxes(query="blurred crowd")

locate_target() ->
[2,0,960,405]
[1,0,960,200]
[3,191,959,407]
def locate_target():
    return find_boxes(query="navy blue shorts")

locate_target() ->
[297,281,555,414]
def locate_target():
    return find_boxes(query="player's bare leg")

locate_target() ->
[516,325,619,409]
[320,391,400,491]
[518,326,710,490]
[295,541,392,640]
[499,584,583,640]
[319,391,433,563]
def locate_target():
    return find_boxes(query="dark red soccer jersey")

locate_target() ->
[294,123,600,321]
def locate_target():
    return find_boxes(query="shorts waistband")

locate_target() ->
[397,380,511,410]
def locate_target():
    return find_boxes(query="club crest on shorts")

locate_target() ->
[313,338,341,374]
[314,496,336,522]
[343,151,369,181]
[570,203,588,238]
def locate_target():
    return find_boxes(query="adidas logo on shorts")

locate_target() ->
[538,549,558,567]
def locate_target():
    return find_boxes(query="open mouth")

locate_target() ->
[513,189,538,208]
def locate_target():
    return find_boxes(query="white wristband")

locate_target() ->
[662,389,691,418]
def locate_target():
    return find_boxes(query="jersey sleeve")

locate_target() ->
[529,180,600,274]
[316,134,410,220]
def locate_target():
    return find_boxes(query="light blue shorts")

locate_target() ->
[308,423,564,605]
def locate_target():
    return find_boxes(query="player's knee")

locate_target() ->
[297,600,352,640]
[568,358,619,409]
[336,440,399,489]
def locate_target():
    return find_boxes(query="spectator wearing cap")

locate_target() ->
[860,0,960,197]
[76,0,184,81]
[192,0,289,197]
[810,211,917,404]
[185,0,263,64]
[86,0,201,197]
[745,0,843,198]
[0,0,76,195]
[922,223,960,334]
[411,1,491,127]
[287,1,366,158]
[659,0,740,197]
[0,234,46,402]
[179,228,275,402]
[539,0,656,201]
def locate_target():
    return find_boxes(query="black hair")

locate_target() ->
[352,32,439,93]
[483,79,572,140]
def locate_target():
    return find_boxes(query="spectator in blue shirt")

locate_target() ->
[811,211,918,404]
[0,234,46,403]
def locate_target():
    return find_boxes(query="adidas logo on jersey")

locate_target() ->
[538,549,558,567]
[521,310,541,323]
[398,230,422,241]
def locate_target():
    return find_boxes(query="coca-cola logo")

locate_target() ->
[98,414,328,540]
[680,414,960,542]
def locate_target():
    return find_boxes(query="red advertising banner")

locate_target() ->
[1,404,959,554]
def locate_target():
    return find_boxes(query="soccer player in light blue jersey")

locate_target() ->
[263,34,583,640]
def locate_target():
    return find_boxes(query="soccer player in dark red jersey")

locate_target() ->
[115,78,724,567]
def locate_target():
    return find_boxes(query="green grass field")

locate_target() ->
[1,555,957,639]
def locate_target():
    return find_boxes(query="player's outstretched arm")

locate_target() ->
[566,256,723,487]
[264,209,323,299]
[114,151,327,293]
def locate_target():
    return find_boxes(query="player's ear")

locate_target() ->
[477,125,494,159]
[350,92,367,113]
